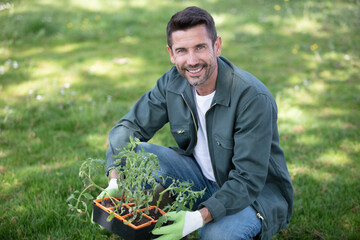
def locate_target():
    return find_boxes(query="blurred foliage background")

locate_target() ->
[0,0,359,239]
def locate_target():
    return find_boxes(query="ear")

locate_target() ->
[214,37,222,57]
[167,45,176,64]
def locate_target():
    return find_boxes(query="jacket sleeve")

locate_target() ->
[106,78,169,174]
[200,93,277,221]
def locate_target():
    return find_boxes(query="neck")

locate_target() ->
[195,85,216,96]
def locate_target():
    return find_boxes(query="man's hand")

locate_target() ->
[96,178,121,199]
[152,210,204,240]
[92,178,121,225]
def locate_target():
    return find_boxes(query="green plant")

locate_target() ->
[109,137,160,223]
[67,159,107,221]
[1,0,359,239]
[155,177,204,213]
[153,177,205,228]
[67,137,205,227]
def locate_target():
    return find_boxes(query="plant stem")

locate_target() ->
[155,187,173,214]
[75,184,94,209]
[82,171,118,208]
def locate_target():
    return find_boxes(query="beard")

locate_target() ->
[177,60,217,87]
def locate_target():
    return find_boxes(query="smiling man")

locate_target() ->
[167,23,221,94]
[102,6,293,240]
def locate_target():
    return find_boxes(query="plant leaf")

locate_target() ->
[66,193,75,202]
[83,193,94,200]
[107,212,115,222]
[154,215,168,229]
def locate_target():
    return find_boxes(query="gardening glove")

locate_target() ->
[92,178,121,225]
[152,210,204,240]
[96,178,121,199]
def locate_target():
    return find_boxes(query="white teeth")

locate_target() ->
[188,68,202,73]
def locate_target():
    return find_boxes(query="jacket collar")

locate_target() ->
[213,56,233,107]
[167,56,234,107]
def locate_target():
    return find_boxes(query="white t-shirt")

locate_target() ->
[193,88,216,182]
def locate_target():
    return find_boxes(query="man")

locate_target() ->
[102,6,293,240]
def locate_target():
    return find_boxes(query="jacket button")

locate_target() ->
[217,141,221,146]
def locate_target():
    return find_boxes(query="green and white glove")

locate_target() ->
[152,210,204,240]
[92,179,121,225]
[96,178,121,199]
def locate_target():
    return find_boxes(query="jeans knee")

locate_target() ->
[199,227,254,240]
[199,227,238,240]
[135,142,152,152]
[198,206,261,240]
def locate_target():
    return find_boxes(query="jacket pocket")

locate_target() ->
[214,134,234,150]
[170,124,191,150]
[213,134,234,181]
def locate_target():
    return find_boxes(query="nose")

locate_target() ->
[187,51,200,66]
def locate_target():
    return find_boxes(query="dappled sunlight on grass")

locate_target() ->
[1,171,23,196]
[0,150,8,159]
[83,60,119,76]
[296,134,322,146]
[120,35,140,45]
[288,163,335,183]
[43,0,126,12]
[240,23,264,35]
[85,133,107,151]
[289,164,311,180]
[0,47,9,57]
[17,46,45,58]
[339,139,360,154]
[278,103,304,125]
[212,13,226,26]
[130,0,153,8]
[3,72,76,104]
[5,78,54,99]
[1,0,359,239]
[51,43,83,54]
[34,60,61,76]
[301,52,322,69]
[283,17,325,37]
[317,150,350,166]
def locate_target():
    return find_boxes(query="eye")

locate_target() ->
[176,49,186,54]
[197,45,206,50]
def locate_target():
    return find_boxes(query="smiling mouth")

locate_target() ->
[187,67,203,73]
[185,64,205,75]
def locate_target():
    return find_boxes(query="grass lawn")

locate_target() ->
[0,0,359,239]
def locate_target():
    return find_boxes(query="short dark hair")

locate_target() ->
[166,6,217,49]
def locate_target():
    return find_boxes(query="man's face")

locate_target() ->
[167,24,221,87]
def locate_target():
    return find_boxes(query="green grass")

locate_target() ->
[0,0,359,239]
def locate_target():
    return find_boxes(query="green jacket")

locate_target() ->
[106,57,293,239]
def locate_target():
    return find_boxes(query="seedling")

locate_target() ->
[67,158,107,221]
[67,137,205,231]
[153,177,205,228]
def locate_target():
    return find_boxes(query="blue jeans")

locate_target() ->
[137,143,261,240]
